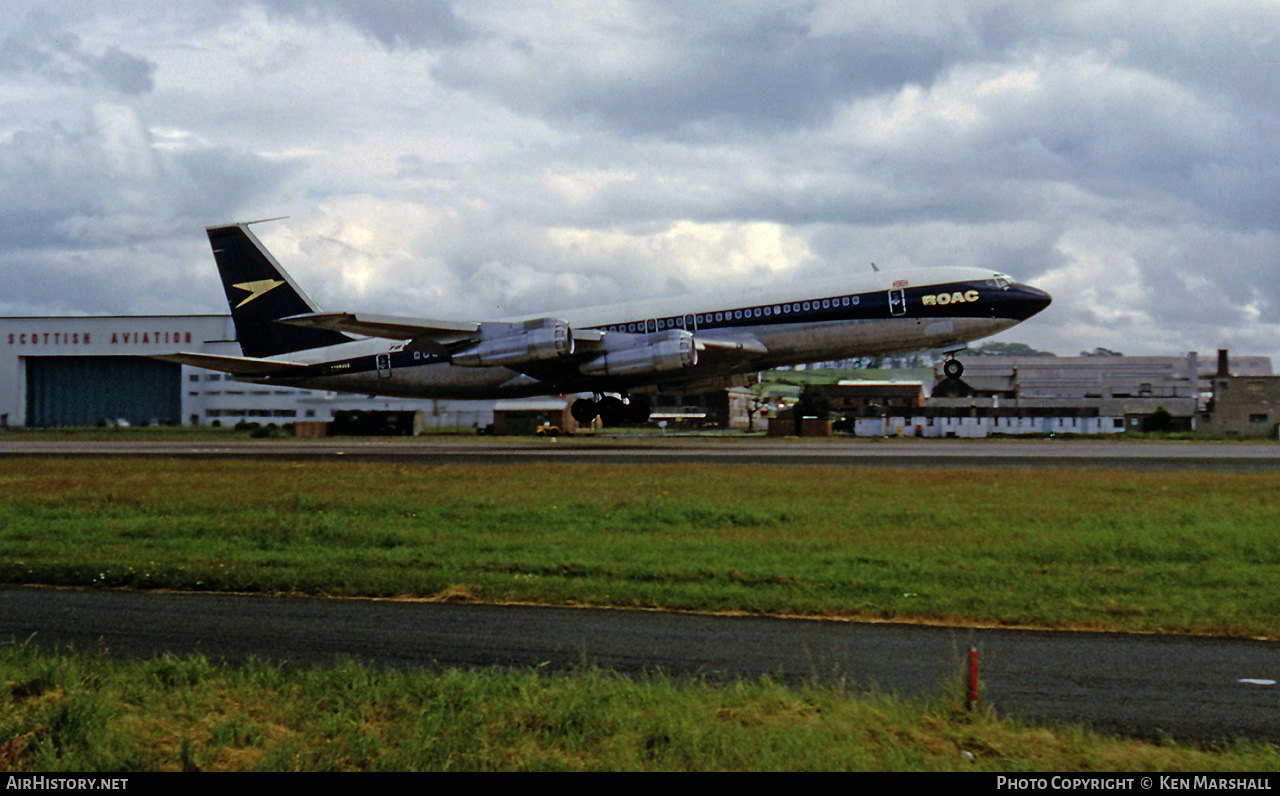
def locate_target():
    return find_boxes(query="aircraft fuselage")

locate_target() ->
[238,268,1049,399]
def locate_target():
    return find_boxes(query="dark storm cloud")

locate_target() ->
[0,33,154,95]
[97,46,155,94]
[170,148,303,223]
[260,0,472,47]
[0,256,129,315]
[555,17,960,133]
[0,124,109,250]
[0,112,296,263]
[430,6,965,135]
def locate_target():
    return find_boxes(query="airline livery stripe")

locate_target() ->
[590,281,999,335]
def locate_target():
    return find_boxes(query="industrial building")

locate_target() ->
[806,352,1274,437]
[929,353,1203,418]
[1203,375,1280,437]
[827,381,927,416]
[1,315,493,429]
[1200,351,1280,437]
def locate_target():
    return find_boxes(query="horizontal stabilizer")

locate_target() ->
[151,352,309,377]
[279,312,480,352]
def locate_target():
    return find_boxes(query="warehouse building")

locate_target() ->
[1,315,494,429]
[3,315,232,427]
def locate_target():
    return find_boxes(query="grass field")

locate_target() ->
[2,458,1278,636]
[3,455,1278,770]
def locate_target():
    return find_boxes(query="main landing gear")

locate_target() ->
[571,394,650,427]
[942,357,965,380]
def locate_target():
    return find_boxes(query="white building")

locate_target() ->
[1,315,493,429]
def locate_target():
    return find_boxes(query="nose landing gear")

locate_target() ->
[938,344,968,380]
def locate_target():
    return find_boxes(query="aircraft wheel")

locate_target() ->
[597,396,626,427]
[624,399,650,425]
[570,398,598,425]
[943,359,964,379]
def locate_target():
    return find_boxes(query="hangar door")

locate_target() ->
[25,356,181,427]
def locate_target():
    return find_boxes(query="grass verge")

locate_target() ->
[3,644,1277,772]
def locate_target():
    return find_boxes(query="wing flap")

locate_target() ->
[279,312,482,355]
[694,335,768,355]
[151,352,309,377]
[279,311,480,339]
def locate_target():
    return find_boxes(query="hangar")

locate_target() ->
[1,315,493,429]
[2,315,235,428]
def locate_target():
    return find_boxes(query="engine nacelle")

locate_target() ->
[580,330,697,377]
[452,319,574,368]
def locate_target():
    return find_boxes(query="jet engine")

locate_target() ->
[451,318,574,368]
[580,330,697,377]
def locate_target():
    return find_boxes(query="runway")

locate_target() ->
[3,436,1280,470]
[3,587,1277,744]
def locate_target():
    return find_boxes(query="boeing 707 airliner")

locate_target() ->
[157,221,1051,425]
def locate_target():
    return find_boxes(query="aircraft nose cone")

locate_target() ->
[1012,284,1052,320]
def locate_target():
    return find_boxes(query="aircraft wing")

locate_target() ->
[279,312,481,355]
[151,352,310,377]
[509,329,769,385]
[565,330,766,356]
[657,333,769,382]
[694,335,769,356]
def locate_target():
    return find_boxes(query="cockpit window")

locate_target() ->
[987,274,1013,290]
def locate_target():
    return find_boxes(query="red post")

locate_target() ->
[969,645,980,710]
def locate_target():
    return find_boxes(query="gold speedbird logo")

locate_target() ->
[232,279,284,308]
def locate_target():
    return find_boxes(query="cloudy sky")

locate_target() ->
[2,1,1279,362]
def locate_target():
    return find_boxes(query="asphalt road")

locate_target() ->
[3,437,1280,470]
[3,587,1277,744]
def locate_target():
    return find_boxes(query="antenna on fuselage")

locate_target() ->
[871,262,879,272]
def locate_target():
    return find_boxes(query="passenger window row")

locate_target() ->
[602,294,863,334]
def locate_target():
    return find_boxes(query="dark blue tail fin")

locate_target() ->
[207,223,351,358]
